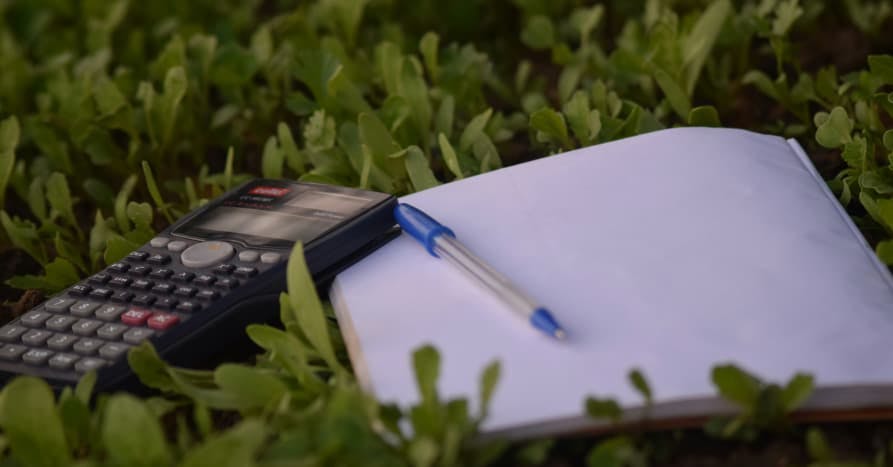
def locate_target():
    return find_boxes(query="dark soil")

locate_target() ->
[0,248,42,322]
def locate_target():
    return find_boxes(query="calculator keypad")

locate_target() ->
[0,238,277,381]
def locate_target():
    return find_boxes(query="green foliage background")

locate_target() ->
[0,0,892,465]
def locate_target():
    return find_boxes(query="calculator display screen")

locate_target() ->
[286,191,370,215]
[173,182,387,247]
[182,207,334,243]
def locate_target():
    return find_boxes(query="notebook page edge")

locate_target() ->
[330,278,376,395]
[477,383,893,441]
[785,138,893,291]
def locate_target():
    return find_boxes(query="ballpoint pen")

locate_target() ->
[394,203,567,340]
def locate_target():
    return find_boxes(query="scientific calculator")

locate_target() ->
[0,179,398,391]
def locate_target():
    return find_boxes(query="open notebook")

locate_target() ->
[330,127,893,439]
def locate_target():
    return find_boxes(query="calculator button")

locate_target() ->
[88,273,111,285]
[0,344,27,360]
[175,301,201,313]
[172,272,195,282]
[109,262,130,273]
[46,297,76,312]
[21,329,52,345]
[109,276,132,288]
[131,279,154,290]
[196,290,219,301]
[234,267,257,278]
[132,295,156,307]
[174,286,196,298]
[94,304,126,321]
[214,278,239,290]
[70,301,102,317]
[97,323,128,340]
[110,291,134,303]
[70,284,93,296]
[48,353,79,369]
[89,288,113,300]
[126,251,150,262]
[260,252,282,264]
[194,274,216,286]
[75,357,106,372]
[121,309,152,326]
[123,328,155,344]
[130,265,152,276]
[47,334,79,350]
[20,311,51,327]
[181,241,235,269]
[150,237,171,248]
[147,313,179,330]
[45,315,78,331]
[99,343,131,360]
[22,348,54,365]
[73,319,104,336]
[147,254,171,265]
[73,339,104,355]
[0,325,27,342]
[155,297,179,309]
[167,241,189,252]
[214,264,236,275]
[152,283,175,294]
[150,268,174,279]
[238,250,260,262]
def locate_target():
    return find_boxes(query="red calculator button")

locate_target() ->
[121,309,152,326]
[147,313,179,330]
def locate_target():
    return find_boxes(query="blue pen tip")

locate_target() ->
[530,308,567,340]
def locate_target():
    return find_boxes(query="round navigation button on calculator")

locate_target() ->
[180,241,235,268]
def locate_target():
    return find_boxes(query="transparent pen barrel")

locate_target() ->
[433,235,539,317]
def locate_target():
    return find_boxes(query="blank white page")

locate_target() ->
[332,127,893,433]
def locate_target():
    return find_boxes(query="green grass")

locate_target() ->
[1,0,893,465]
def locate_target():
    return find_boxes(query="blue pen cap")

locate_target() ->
[394,204,455,257]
